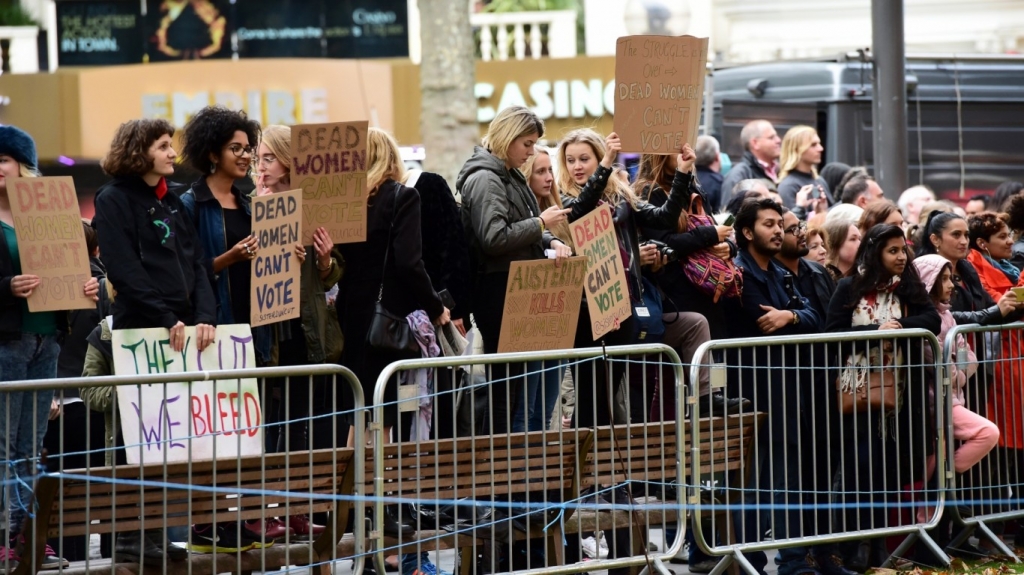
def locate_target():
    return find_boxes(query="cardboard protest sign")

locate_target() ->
[251,189,302,327]
[614,35,709,154]
[570,206,631,340]
[291,121,368,245]
[113,324,262,464]
[497,257,586,352]
[7,177,93,312]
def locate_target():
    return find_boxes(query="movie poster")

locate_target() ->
[324,0,409,59]
[235,0,325,58]
[56,0,145,66]
[146,0,233,61]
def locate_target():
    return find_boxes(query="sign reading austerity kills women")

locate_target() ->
[498,257,586,352]
[8,177,93,312]
[112,324,262,464]
[291,121,368,245]
[570,206,631,339]
[251,189,302,327]
[614,35,708,154]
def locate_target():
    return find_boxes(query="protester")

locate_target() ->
[805,227,829,266]
[965,194,990,217]
[992,181,1023,212]
[910,201,954,249]
[252,124,342,539]
[858,199,904,235]
[511,146,565,432]
[826,223,939,571]
[180,106,273,361]
[897,185,936,226]
[822,220,862,280]
[457,106,571,435]
[634,150,749,416]
[723,198,822,575]
[1005,195,1024,271]
[820,162,852,199]
[719,120,781,210]
[694,135,724,211]
[914,254,999,476]
[839,174,885,209]
[92,118,215,559]
[557,128,694,427]
[777,125,832,208]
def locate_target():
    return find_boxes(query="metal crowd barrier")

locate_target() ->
[0,364,365,575]
[369,343,687,575]
[944,322,1024,561]
[688,329,948,575]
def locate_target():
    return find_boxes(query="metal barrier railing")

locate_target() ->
[688,329,949,575]
[944,322,1024,561]
[0,364,365,575]
[369,343,687,575]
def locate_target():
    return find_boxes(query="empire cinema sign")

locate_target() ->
[475,79,616,123]
[141,88,330,127]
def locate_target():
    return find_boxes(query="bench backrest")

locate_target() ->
[42,448,355,537]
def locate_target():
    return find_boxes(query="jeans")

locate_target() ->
[0,333,60,538]
[511,360,563,433]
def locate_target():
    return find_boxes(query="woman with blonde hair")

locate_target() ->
[777,125,833,210]
[457,106,571,436]
[556,127,695,427]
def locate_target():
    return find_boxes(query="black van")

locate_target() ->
[709,54,1024,201]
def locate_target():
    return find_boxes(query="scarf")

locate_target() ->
[401,310,441,442]
[985,253,1020,284]
[846,275,905,437]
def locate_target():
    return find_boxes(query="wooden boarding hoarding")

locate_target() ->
[250,189,302,327]
[614,35,709,154]
[291,121,368,245]
[113,324,263,465]
[570,206,631,340]
[7,176,93,312]
[497,257,587,352]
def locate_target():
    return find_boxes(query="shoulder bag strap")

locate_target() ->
[376,183,401,303]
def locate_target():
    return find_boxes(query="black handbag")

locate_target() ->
[366,185,419,353]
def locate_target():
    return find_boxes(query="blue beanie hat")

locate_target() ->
[0,125,38,172]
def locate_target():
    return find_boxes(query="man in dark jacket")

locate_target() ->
[695,135,724,211]
[723,198,822,575]
[775,209,856,575]
[719,120,781,211]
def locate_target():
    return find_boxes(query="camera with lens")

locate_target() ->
[642,239,680,263]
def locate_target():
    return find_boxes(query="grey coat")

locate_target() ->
[457,146,552,275]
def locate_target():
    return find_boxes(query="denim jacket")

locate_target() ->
[180,178,272,363]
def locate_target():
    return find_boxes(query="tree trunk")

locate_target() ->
[418,0,478,197]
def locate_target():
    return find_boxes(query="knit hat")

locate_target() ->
[912,253,952,294]
[0,125,38,172]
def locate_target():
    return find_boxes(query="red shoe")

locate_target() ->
[288,515,326,537]
[244,517,293,540]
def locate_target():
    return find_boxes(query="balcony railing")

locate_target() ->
[471,10,577,61]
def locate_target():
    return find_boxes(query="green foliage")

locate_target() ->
[484,0,575,13]
[0,3,37,27]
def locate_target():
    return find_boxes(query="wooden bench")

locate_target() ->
[18,448,356,575]
[364,429,593,574]
[571,413,765,567]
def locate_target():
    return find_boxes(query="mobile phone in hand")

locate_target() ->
[439,289,456,310]
[810,186,821,200]
[722,214,736,227]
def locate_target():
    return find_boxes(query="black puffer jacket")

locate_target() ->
[92,175,216,330]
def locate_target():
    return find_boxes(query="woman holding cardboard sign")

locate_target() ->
[556,128,695,428]
[457,106,572,436]
[0,126,99,570]
[251,124,343,539]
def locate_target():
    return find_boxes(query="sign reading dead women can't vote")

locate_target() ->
[113,324,262,465]
[614,35,709,154]
[497,257,587,352]
[7,177,93,312]
[291,121,368,245]
[250,189,302,327]
[570,206,631,340]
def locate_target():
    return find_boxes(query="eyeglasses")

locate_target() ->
[256,155,277,167]
[784,222,807,236]
[225,144,255,158]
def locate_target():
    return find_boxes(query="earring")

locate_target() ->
[210,163,217,174]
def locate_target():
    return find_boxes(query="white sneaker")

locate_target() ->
[581,533,610,559]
